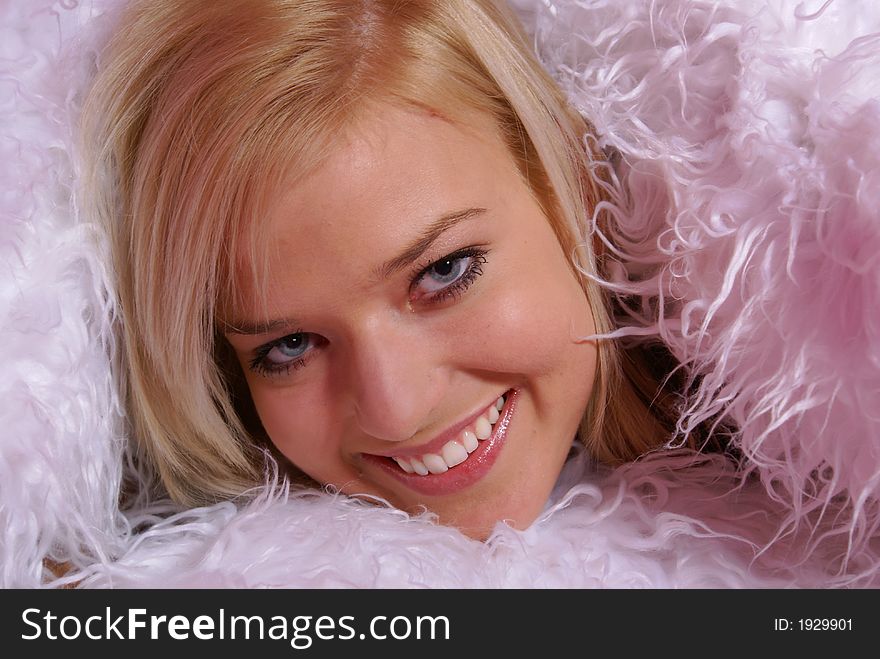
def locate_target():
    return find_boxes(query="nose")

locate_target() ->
[346,318,442,443]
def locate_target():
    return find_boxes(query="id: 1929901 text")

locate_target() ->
[773,618,852,631]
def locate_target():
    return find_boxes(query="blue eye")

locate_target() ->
[418,256,470,292]
[250,332,319,377]
[266,334,310,363]
[412,247,489,302]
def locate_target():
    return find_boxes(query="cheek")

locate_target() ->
[467,262,595,379]
[246,382,341,477]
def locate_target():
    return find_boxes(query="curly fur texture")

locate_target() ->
[2,0,878,587]
[517,0,880,581]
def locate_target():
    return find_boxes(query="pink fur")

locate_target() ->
[520,0,880,577]
[2,0,878,587]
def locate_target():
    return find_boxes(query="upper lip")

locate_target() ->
[362,390,508,459]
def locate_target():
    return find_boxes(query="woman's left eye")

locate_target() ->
[411,247,489,302]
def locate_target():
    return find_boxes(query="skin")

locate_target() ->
[224,103,598,540]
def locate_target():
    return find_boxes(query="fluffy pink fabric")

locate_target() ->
[518,0,880,580]
[2,0,878,587]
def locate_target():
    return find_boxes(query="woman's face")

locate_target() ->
[224,104,598,539]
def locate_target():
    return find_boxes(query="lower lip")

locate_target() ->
[362,389,519,497]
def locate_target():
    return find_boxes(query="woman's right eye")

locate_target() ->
[249,332,320,377]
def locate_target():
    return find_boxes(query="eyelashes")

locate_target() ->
[248,246,490,378]
[409,246,488,303]
[248,332,317,378]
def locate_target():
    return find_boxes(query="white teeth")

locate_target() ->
[441,440,469,467]
[488,405,499,424]
[393,394,508,475]
[395,457,415,473]
[410,457,429,476]
[461,430,479,453]
[422,453,448,474]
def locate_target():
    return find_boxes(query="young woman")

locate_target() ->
[82,0,700,540]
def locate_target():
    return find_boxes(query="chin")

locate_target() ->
[407,487,548,541]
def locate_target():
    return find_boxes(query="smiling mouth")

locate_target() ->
[362,389,518,496]
[388,392,508,476]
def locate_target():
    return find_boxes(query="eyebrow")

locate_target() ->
[374,206,487,281]
[224,206,487,337]
[223,316,301,337]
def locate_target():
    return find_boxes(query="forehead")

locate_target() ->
[274,105,507,242]
[231,104,522,318]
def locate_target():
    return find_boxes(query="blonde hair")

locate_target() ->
[82,0,674,506]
